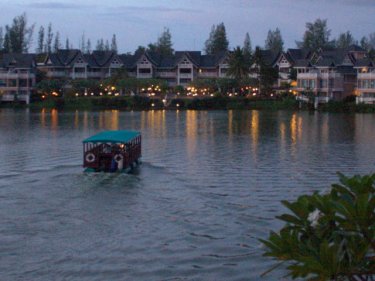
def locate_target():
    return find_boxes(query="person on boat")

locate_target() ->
[110,157,118,173]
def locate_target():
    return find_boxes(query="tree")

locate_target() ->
[265,28,284,53]
[204,25,216,55]
[243,32,252,63]
[360,32,375,51]
[111,34,117,53]
[226,46,250,81]
[36,26,44,53]
[3,26,10,52]
[45,23,53,53]
[65,38,70,50]
[253,46,278,95]
[204,23,229,55]
[156,27,173,57]
[147,43,157,53]
[5,13,34,53]
[104,40,110,51]
[261,173,375,280]
[360,36,370,51]
[134,45,146,56]
[80,33,86,53]
[86,39,91,54]
[96,39,104,51]
[53,31,61,52]
[336,31,357,49]
[0,27,3,50]
[297,19,333,50]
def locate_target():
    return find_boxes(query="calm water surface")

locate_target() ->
[0,108,374,281]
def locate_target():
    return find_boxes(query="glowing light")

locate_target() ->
[176,103,180,107]
[151,103,155,107]
[75,93,79,97]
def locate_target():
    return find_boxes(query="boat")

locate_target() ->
[83,130,141,173]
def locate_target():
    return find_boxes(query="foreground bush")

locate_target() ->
[261,173,375,280]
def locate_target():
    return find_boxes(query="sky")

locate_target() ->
[1,0,374,53]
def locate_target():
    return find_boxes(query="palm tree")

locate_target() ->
[226,46,251,81]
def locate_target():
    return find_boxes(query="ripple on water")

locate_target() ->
[0,110,375,280]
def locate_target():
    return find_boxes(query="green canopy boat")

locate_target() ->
[83,130,141,173]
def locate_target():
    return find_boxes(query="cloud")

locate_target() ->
[109,5,200,14]
[27,2,93,10]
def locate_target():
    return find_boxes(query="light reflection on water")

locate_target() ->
[0,108,375,280]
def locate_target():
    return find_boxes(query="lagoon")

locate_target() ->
[0,109,375,280]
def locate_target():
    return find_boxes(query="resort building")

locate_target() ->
[293,46,367,103]
[0,54,36,104]
[0,45,373,104]
[354,58,375,104]
[274,48,311,87]
[37,50,124,80]
[35,49,231,88]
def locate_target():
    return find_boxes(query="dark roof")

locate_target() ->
[55,49,81,66]
[346,45,366,52]
[0,53,35,68]
[175,51,201,66]
[285,48,311,63]
[84,54,99,68]
[92,51,116,67]
[294,59,312,67]
[354,58,375,68]
[259,49,279,66]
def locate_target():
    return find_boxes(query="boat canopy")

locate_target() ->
[83,130,141,144]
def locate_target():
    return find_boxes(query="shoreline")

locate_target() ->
[1,96,375,113]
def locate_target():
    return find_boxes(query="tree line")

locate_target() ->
[0,13,374,58]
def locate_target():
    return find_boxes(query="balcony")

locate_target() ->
[198,72,217,78]
[1,93,29,103]
[0,72,35,79]
[356,96,375,104]
[72,73,87,79]
[87,72,104,79]
[297,73,318,79]
[157,72,176,78]
[320,73,342,79]
[315,96,330,103]
[357,73,375,79]
[137,73,153,79]
[178,73,193,79]
[356,88,375,93]
[47,71,66,78]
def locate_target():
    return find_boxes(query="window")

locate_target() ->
[19,79,28,87]
[139,68,151,74]
[179,68,191,74]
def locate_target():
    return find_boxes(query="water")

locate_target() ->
[0,108,374,281]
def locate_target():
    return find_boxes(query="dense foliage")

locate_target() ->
[204,22,229,55]
[265,28,284,53]
[261,173,375,280]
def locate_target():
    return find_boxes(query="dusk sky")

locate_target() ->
[1,0,374,53]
